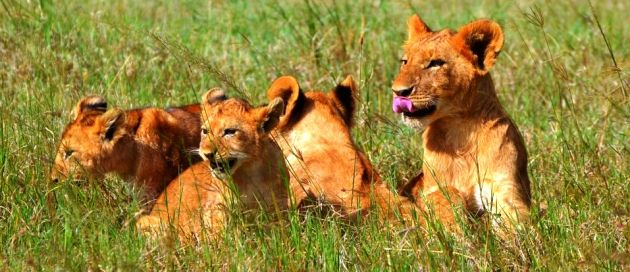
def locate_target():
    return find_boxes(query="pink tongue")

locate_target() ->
[392,96,417,113]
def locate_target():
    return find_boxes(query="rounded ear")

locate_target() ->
[266,76,303,125]
[201,88,228,105]
[74,95,107,119]
[330,75,358,127]
[99,108,125,141]
[452,19,504,73]
[407,14,432,41]
[260,98,285,134]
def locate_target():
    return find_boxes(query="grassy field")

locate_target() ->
[1,0,629,270]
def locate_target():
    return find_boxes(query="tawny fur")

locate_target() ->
[50,96,201,202]
[136,90,288,239]
[393,15,531,230]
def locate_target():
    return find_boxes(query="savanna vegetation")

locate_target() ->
[1,0,628,270]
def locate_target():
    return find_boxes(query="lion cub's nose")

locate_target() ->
[392,86,413,97]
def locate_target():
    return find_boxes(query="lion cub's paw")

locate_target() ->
[136,215,164,237]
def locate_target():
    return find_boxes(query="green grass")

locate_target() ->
[1,0,629,270]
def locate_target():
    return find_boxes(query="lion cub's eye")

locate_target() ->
[223,128,238,137]
[400,58,408,65]
[201,127,208,135]
[426,59,446,69]
[64,149,75,160]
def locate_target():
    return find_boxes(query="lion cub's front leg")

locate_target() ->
[136,215,164,238]
[475,179,530,233]
[135,199,228,241]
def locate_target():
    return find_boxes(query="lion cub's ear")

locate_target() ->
[330,75,358,127]
[74,95,107,119]
[259,98,285,134]
[267,76,304,127]
[407,14,432,41]
[99,108,125,142]
[202,88,228,105]
[453,19,504,74]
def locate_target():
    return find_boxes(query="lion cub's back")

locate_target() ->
[166,104,202,139]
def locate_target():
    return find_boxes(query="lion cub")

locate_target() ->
[267,76,427,222]
[392,15,531,230]
[50,96,201,201]
[136,89,287,239]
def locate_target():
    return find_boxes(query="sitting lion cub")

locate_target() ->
[50,96,201,201]
[392,15,531,230]
[136,89,288,239]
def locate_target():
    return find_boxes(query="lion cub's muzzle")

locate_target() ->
[49,168,90,185]
[203,151,239,178]
[49,170,62,184]
[392,87,438,118]
[401,101,437,118]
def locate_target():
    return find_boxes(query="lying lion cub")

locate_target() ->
[136,89,288,239]
[50,96,201,201]
[392,15,531,230]
[268,76,428,222]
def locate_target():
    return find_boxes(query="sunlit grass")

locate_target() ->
[0,0,628,270]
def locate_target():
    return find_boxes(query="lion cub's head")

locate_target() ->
[198,89,284,180]
[51,96,129,182]
[391,14,504,128]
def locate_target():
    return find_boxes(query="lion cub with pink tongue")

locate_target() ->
[393,14,531,234]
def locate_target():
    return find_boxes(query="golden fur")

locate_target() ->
[136,89,288,239]
[50,96,201,201]
[267,75,434,222]
[393,15,531,229]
